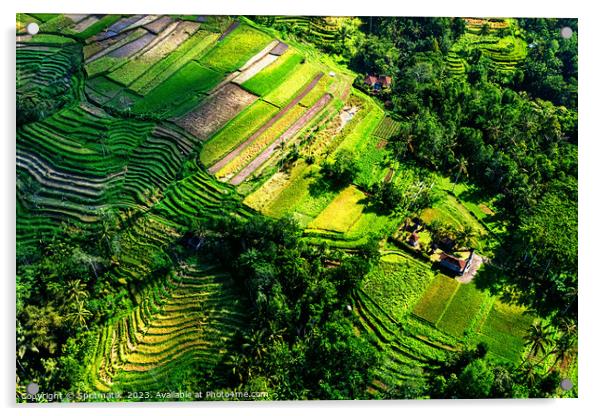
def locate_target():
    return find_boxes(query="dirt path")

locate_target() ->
[230,93,332,185]
[208,72,324,174]
[218,21,240,41]
[457,253,483,284]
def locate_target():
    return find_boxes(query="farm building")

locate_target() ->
[439,250,474,275]
[364,74,392,91]
[409,232,420,247]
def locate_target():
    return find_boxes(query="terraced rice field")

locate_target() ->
[352,288,458,395]
[199,101,280,167]
[446,18,527,77]
[16,14,539,397]
[209,73,324,177]
[241,50,304,96]
[90,261,247,392]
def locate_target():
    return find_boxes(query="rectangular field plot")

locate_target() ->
[478,301,532,363]
[263,62,322,107]
[130,30,219,94]
[199,100,279,167]
[198,24,274,73]
[412,274,459,324]
[176,83,258,140]
[436,282,487,338]
[307,186,366,233]
[241,50,304,96]
[372,116,402,140]
[106,21,201,86]
[132,61,223,117]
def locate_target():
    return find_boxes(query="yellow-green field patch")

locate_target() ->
[307,185,366,233]
[412,274,459,324]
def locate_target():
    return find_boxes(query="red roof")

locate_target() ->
[379,75,392,87]
[409,232,419,242]
[365,75,378,85]
[439,253,466,270]
[365,74,392,88]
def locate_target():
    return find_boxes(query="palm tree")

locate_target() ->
[456,225,477,248]
[65,300,92,329]
[547,335,576,373]
[452,156,468,193]
[522,321,553,365]
[229,353,249,385]
[520,362,537,387]
[242,329,268,361]
[556,316,577,338]
[64,279,88,307]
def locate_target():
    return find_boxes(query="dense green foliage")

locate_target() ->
[188,215,382,399]
[16,13,577,401]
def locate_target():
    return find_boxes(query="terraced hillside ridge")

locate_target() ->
[90,261,247,392]
[446,18,527,78]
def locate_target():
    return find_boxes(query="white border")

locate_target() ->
[3,1,600,415]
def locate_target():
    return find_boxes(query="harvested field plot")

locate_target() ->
[176,82,258,140]
[130,30,219,94]
[106,20,200,86]
[233,52,279,85]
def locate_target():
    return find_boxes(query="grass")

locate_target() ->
[412,274,459,324]
[263,61,321,107]
[198,23,274,73]
[130,30,219,94]
[362,257,434,322]
[245,161,338,227]
[478,301,532,363]
[131,61,222,116]
[216,104,306,179]
[241,50,304,96]
[332,90,384,155]
[437,282,487,338]
[307,185,366,233]
[200,100,279,167]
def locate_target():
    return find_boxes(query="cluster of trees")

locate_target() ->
[185,215,382,399]
[347,17,578,323]
[430,343,563,398]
